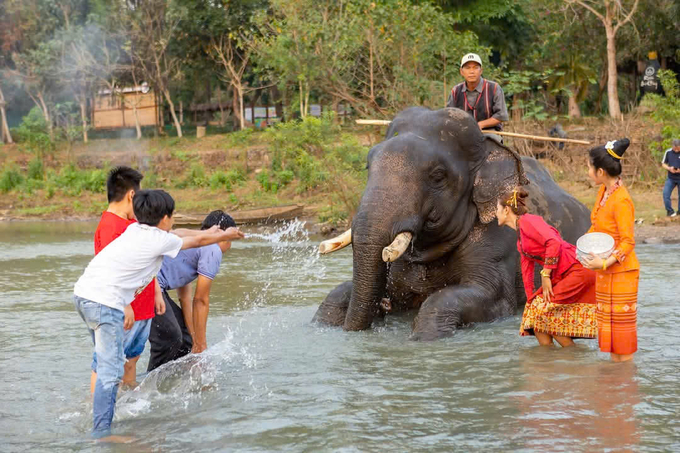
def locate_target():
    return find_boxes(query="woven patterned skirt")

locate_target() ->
[596,270,639,354]
[520,264,598,339]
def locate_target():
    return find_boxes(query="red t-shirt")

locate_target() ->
[94,211,156,320]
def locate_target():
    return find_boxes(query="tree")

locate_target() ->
[549,53,596,117]
[0,83,12,143]
[127,0,185,137]
[210,35,253,130]
[11,42,60,139]
[564,0,640,118]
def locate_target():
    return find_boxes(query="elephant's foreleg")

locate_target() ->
[312,281,353,326]
[410,284,514,341]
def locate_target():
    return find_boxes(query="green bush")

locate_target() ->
[643,70,680,160]
[0,166,24,193]
[224,129,255,147]
[27,158,44,180]
[177,162,208,188]
[52,164,107,196]
[14,107,54,156]
[209,168,246,191]
[256,169,277,193]
[256,169,296,193]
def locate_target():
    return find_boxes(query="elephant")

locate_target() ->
[312,107,591,340]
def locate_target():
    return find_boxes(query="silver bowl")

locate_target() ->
[576,232,615,264]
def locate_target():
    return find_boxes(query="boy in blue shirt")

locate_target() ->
[662,139,680,217]
[73,191,244,440]
[147,210,236,371]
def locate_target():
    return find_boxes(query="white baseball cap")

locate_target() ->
[460,53,482,68]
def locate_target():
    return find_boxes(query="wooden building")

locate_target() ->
[91,82,159,130]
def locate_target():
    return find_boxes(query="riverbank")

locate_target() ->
[2,115,678,242]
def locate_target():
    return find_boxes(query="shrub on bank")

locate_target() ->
[0,159,108,197]
[210,168,246,191]
[643,70,680,159]
[0,165,24,193]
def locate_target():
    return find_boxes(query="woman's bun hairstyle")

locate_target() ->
[498,188,528,216]
[588,138,630,177]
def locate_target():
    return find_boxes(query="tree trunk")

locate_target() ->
[158,93,165,131]
[299,79,305,119]
[512,94,522,122]
[0,86,12,144]
[79,100,88,143]
[37,93,53,140]
[133,104,142,140]
[272,85,284,121]
[568,92,582,118]
[331,97,340,124]
[231,86,241,129]
[217,89,225,126]
[605,25,621,119]
[179,100,184,125]
[163,89,182,138]
[239,85,245,130]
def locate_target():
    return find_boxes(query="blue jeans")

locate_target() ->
[663,178,680,215]
[91,318,152,371]
[74,295,124,439]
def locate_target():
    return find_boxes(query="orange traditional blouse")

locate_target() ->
[588,182,639,274]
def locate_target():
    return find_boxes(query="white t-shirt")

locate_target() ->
[74,223,183,312]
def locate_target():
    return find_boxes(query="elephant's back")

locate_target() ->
[521,157,591,244]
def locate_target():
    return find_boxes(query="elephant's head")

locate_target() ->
[338,107,527,331]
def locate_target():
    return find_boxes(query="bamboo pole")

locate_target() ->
[483,130,592,145]
[355,119,592,145]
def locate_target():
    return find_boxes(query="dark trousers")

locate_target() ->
[663,178,680,215]
[147,291,193,372]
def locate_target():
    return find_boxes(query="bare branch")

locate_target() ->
[614,0,639,33]
[566,0,605,23]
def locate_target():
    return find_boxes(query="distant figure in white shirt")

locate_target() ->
[73,189,244,441]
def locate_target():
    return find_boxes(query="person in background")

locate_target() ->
[661,138,680,217]
[446,52,509,134]
[147,210,237,372]
[496,188,597,347]
[581,139,639,362]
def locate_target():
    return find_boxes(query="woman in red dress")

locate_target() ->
[496,189,598,347]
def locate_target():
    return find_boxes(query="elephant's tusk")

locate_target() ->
[319,228,352,254]
[382,232,413,262]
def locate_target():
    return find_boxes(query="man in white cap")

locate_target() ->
[447,53,508,133]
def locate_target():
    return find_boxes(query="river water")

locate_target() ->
[0,221,678,452]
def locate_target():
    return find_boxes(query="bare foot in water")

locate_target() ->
[96,435,136,444]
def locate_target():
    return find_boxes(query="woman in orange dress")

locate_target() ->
[496,189,597,347]
[581,138,639,362]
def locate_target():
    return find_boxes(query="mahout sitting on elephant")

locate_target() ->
[313,107,591,340]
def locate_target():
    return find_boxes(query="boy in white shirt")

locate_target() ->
[73,189,244,441]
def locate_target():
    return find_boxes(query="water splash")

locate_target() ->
[244,219,310,244]
[116,220,327,419]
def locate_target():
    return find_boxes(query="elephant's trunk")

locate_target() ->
[343,239,387,331]
[342,196,400,331]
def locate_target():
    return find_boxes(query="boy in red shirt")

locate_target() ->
[90,167,163,392]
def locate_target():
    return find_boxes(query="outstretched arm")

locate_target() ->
[180,227,244,250]
[172,226,219,238]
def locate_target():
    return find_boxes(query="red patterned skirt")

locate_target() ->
[520,264,598,339]
[596,270,638,354]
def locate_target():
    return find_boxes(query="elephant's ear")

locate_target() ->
[472,139,529,224]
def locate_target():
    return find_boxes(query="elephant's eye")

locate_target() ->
[429,168,446,183]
